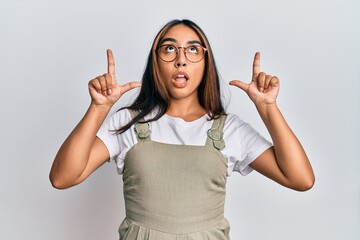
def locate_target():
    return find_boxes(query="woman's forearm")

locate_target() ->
[256,103,315,190]
[49,103,111,189]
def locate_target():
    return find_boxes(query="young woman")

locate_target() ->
[50,19,315,239]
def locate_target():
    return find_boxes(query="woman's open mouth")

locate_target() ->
[172,72,189,87]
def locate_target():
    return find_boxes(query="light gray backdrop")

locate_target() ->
[1,0,359,239]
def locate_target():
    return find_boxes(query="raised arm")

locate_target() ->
[229,52,315,191]
[49,49,141,189]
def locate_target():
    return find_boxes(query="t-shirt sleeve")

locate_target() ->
[96,111,123,162]
[223,113,273,176]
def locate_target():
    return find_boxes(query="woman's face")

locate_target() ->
[157,24,206,102]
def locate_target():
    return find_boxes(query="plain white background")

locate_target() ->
[1,0,359,239]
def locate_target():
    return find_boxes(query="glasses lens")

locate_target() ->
[185,45,205,62]
[158,45,177,62]
[157,44,206,62]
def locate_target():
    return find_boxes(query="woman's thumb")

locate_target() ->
[229,80,248,92]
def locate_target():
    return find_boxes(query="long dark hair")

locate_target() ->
[117,19,226,133]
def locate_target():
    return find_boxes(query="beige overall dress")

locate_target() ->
[118,111,230,239]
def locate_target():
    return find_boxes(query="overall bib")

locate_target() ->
[119,111,230,240]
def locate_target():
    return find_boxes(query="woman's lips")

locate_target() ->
[174,74,187,83]
[172,72,189,88]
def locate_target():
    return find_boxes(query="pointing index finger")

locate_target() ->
[252,52,260,82]
[107,49,115,77]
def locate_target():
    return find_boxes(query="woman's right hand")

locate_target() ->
[88,49,141,107]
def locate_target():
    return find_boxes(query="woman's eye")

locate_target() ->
[166,45,176,52]
[188,46,199,54]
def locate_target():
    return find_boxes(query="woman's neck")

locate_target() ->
[166,98,206,122]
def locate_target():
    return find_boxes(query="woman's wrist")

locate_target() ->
[89,101,113,114]
[255,101,279,118]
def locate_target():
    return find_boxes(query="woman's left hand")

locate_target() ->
[230,52,315,191]
[229,52,280,106]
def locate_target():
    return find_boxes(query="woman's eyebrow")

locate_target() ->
[187,40,202,45]
[160,38,176,45]
[159,38,202,45]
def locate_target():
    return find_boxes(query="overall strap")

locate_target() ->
[205,115,227,151]
[128,109,151,142]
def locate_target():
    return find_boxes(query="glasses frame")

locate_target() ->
[157,44,208,63]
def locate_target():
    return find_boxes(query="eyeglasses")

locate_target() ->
[157,44,207,63]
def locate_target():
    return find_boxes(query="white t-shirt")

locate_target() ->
[97,109,272,176]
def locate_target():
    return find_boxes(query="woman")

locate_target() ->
[50,19,315,239]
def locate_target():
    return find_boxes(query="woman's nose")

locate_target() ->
[175,49,187,67]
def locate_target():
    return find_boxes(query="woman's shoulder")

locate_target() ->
[224,112,247,128]
[105,108,133,128]
[110,108,131,118]
[110,107,160,123]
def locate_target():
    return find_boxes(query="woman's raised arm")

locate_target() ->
[229,52,315,191]
[49,49,140,189]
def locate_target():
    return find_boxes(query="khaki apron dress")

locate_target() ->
[119,111,230,240]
